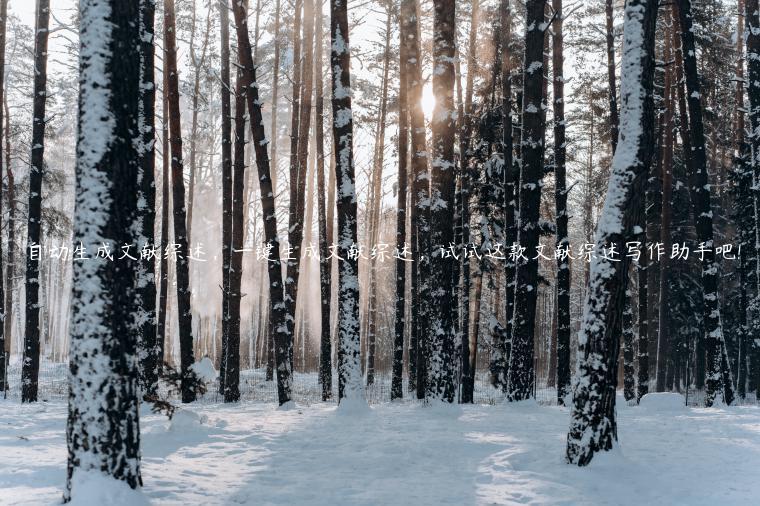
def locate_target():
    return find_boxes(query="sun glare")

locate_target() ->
[421,83,436,120]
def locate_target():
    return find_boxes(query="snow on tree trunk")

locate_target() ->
[507,0,547,402]
[136,0,159,399]
[566,0,658,466]
[330,0,364,405]
[425,0,457,403]
[746,0,760,399]
[676,0,735,407]
[21,0,50,404]
[66,0,143,498]
[232,0,293,405]
[0,0,7,393]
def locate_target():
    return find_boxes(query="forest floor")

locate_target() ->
[1,394,759,505]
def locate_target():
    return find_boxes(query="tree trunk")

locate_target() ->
[605,0,619,154]
[224,58,246,402]
[656,6,675,393]
[232,0,293,404]
[137,0,159,399]
[746,0,760,399]
[66,0,142,496]
[158,57,170,371]
[314,6,332,401]
[21,0,50,403]
[165,0,197,403]
[0,0,7,393]
[425,0,457,402]
[285,0,305,372]
[219,0,234,400]
[330,0,364,404]
[567,0,658,466]
[392,0,409,401]
[403,0,430,400]
[507,0,546,402]
[677,0,735,406]
[366,6,392,387]
[552,0,571,405]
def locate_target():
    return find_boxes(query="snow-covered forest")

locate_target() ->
[2,0,760,504]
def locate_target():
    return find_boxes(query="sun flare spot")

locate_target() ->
[421,83,436,120]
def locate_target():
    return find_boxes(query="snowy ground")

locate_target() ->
[2,395,760,505]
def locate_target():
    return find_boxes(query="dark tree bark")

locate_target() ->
[457,0,479,403]
[676,0,735,406]
[552,0,571,405]
[165,0,197,403]
[330,0,364,404]
[0,0,7,393]
[656,6,675,393]
[622,285,636,401]
[567,0,658,466]
[746,0,760,399]
[232,0,293,404]
[507,0,547,402]
[392,1,409,401]
[285,0,306,371]
[400,0,428,397]
[137,0,159,399]
[605,0,619,154]
[66,0,143,497]
[21,0,50,403]
[224,58,246,403]
[426,0,457,402]
[219,0,233,396]
[314,5,332,401]
[158,58,170,371]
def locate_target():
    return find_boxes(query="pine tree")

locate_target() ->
[66,0,143,497]
[21,0,50,403]
[314,6,333,401]
[392,0,409,401]
[232,0,293,405]
[0,0,7,393]
[426,0,457,402]
[219,0,233,397]
[552,0,571,405]
[331,0,364,404]
[136,0,159,399]
[165,0,197,403]
[400,0,428,396]
[676,0,735,406]
[567,0,658,466]
[507,0,547,402]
